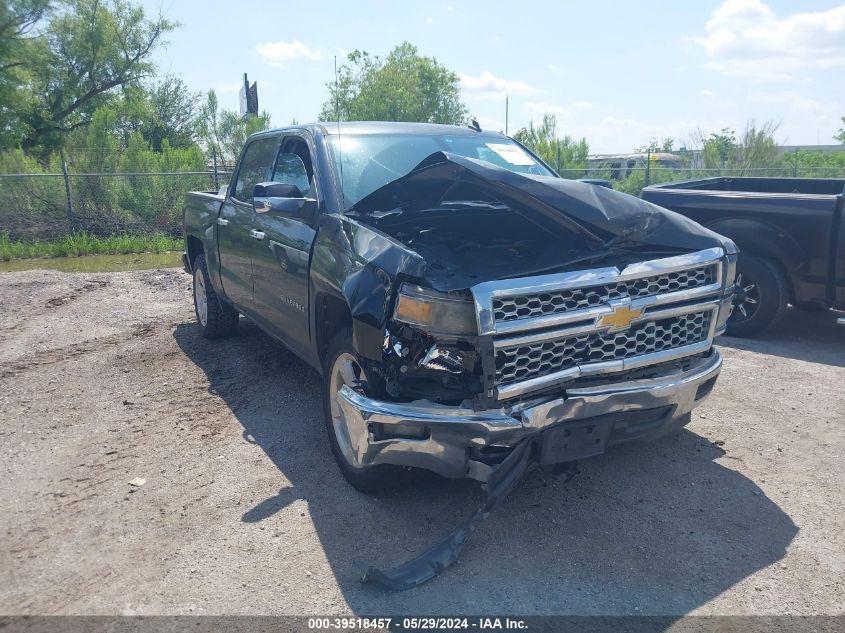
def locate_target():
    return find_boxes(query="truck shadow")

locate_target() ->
[173,320,797,616]
[718,308,844,368]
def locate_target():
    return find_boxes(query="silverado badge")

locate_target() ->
[599,304,644,332]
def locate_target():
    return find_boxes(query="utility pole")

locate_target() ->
[59,148,76,233]
[505,95,509,136]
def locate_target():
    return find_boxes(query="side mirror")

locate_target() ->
[252,182,317,220]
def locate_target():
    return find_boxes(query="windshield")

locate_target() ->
[327,133,555,206]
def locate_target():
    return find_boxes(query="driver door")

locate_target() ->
[249,134,318,358]
[217,134,280,311]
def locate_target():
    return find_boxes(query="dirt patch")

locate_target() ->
[44,279,110,308]
[0,268,843,616]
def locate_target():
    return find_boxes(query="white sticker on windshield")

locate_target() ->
[485,143,535,166]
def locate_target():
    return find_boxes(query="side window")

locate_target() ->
[232,136,280,203]
[272,154,311,197]
[272,138,314,197]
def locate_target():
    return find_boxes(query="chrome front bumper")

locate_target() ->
[336,349,722,481]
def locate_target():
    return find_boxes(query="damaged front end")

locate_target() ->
[326,151,735,485]
[339,282,514,481]
[313,151,735,589]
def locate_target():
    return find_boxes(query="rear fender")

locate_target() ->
[705,218,804,275]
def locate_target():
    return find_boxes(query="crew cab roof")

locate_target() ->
[264,121,508,137]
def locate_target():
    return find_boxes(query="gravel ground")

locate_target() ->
[0,268,843,616]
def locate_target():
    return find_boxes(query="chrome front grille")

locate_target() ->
[471,247,726,400]
[496,312,711,386]
[492,265,716,323]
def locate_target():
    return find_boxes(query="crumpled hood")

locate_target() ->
[347,152,727,290]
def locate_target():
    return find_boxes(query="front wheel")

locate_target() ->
[725,254,788,337]
[322,328,415,494]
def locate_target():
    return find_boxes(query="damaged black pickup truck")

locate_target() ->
[183,122,737,496]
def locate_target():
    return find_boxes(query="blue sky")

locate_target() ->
[139,0,844,153]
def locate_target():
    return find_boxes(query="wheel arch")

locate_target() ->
[705,217,802,301]
[186,234,204,271]
[314,292,353,370]
[705,217,804,274]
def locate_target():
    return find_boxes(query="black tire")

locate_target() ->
[322,327,415,494]
[726,254,788,337]
[192,253,239,339]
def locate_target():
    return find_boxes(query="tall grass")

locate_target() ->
[0,232,182,261]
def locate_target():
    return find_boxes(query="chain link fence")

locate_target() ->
[558,160,845,195]
[0,169,232,241]
[1,150,844,242]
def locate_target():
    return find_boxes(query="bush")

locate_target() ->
[0,231,182,261]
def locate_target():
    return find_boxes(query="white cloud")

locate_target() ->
[748,91,836,116]
[546,63,564,75]
[425,16,435,24]
[601,116,636,127]
[475,115,504,132]
[459,71,535,101]
[526,100,595,116]
[214,81,242,95]
[256,40,325,67]
[692,0,845,79]
[700,89,715,98]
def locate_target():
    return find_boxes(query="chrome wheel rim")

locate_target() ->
[729,272,759,323]
[194,268,208,327]
[329,352,366,470]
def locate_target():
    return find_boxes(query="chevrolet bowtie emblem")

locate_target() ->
[599,304,643,331]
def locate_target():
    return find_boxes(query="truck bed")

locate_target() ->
[645,176,845,196]
[183,190,226,273]
[641,177,845,311]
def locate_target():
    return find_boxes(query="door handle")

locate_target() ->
[217,218,229,226]
[249,230,266,240]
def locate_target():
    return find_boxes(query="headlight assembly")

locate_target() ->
[393,284,477,336]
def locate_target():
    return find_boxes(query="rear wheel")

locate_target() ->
[726,255,788,337]
[322,328,415,494]
[193,253,239,339]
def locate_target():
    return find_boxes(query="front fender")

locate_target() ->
[310,213,428,361]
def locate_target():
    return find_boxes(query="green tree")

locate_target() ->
[0,0,176,151]
[116,75,201,150]
[319,42,468,124]
[636,137,676,153]
[0,0,51,148]
[513,113,589,176]
[690,121,781,173]
[698,128,736,167]
[836,117,845,144]
[791,149,845,176]
[197,90,271,166]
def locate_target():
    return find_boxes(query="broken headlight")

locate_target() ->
[393,284,477,335]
